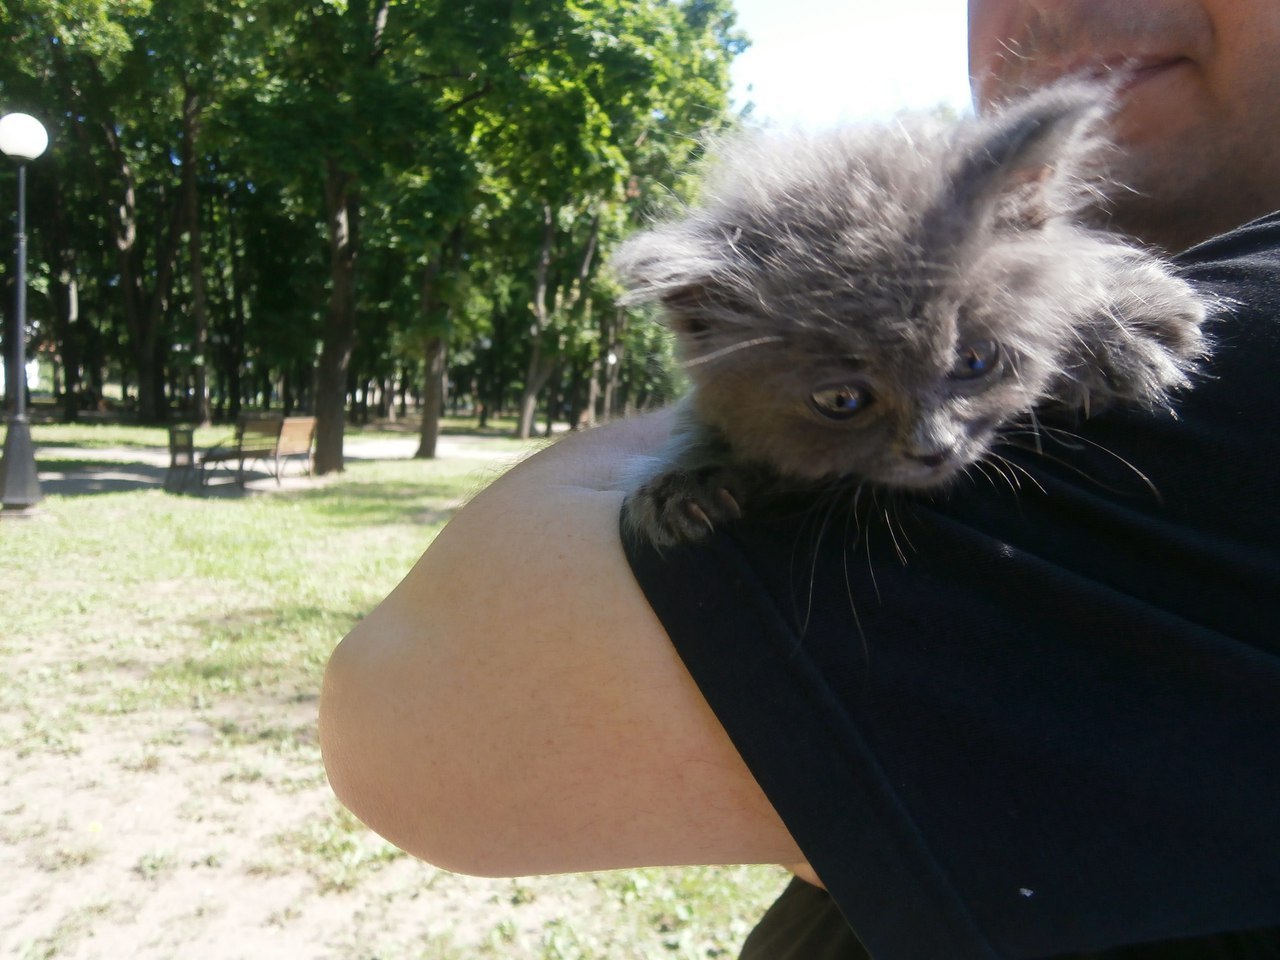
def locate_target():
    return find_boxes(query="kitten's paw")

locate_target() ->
[1107,278,1209,404]
[1058,264,1211,412]
[622,467,745,548]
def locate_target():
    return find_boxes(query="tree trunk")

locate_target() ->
[517,204,557,440]
[602,307,625,421]
[314,161,360,475]
[584,353,601,429]
[416,334,447,458]
[567,359,589,430]
[107,149,152,418]
[415,227,463,456]
[50,46,180,422]
[225,183,247,422]
[180,83,211,425]
[544,369,563,437]
[102,124,181,423]
[516,204,600,439]
[50,180,81,423]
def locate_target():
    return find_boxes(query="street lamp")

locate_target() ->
[0,112,48,517]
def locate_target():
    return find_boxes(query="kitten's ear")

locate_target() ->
[612,225,741,334]
[944,81,1111,233]
[651,282,737,334]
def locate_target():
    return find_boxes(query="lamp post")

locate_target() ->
[0,112,48,516]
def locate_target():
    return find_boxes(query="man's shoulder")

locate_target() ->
[1176,210,1280,267]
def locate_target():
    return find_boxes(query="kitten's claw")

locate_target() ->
[623,466,747,548]
[716,488,742,519]
[685,501,714,533]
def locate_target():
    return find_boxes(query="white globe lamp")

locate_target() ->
[0,111,49,515]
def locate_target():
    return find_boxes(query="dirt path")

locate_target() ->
[0,684,641,959]
[1,593,783,960]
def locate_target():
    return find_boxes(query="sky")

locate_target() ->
[727,0,974,126]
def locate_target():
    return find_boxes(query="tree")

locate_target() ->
[472,0,746,438]
[1,0,744,439]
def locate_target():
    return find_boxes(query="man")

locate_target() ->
[968,0,1280,251]
[320,1,1280,956]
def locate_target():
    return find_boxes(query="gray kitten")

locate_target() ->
[614,83,1209,548]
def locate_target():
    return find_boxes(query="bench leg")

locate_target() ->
[178,465,196,493]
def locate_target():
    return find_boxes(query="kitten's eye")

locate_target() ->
[950,339,1001,380]
[810,384,873,420]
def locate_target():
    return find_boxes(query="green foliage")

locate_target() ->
[2,0,746,431]
[0,0,141,81]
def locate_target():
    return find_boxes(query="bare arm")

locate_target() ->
[319,410,805,877]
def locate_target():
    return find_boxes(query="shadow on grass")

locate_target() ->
[30,438,160,450]
[30,428,509,513]
[15,421,174,450]
[278,476,469,528]
[36,457,174,497]
[33,456,268,498]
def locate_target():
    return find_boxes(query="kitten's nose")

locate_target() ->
[906,416,959,468]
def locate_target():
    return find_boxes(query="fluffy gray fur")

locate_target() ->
[614,82,1210,548]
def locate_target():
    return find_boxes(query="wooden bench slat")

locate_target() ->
[195,415,316,487]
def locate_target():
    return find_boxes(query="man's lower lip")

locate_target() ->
[1116,59,1187,95]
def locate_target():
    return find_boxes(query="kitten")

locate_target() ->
[613,82,1210,548]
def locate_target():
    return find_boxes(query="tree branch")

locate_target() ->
[441,80,493,114]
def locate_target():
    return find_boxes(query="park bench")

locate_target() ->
[164,425,199,492]
[167,415,316,490]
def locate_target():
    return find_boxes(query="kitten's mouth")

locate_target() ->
[880,439,990,489]
[879,458,968,490]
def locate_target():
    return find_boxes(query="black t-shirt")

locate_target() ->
[623,214,1280,960]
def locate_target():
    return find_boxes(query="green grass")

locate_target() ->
[0,421,505,778]
[7,419,180,450]
[0,419,789,958]
[276,804,407,894]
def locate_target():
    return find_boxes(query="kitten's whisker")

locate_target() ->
[889,496,917,558]
[1027,408,1044,456]
[991,452,1047,495]
[994,462,1021,496]
[1028,423,1101,450]
[1010,421,1155,479]
[865,522,882,603]
[997,438,1111,491]
[851,486,884,605]
[841,484,871,664]
[970,459,1002,491]
[797,491,843,637]
[787,502,815,636]
[1002,425,1085,451]
[681,335,785,368]
[994,458,1023,495]
[993,456,1026,494]
[880,497,909,566]
[996,434,1162,502]
[974,456,1016,494]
